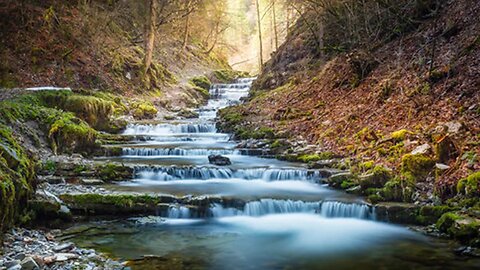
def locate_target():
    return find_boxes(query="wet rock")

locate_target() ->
[375,202,420,224]
[411,144,431,155]
[19,257,39,270]
[80,178,105,185]
[55,253,79,262]
[435,163,450,170]
[53,242,74,252]
[208,155,231,166]
[327,172,353,188]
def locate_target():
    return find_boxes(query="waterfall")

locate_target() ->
[122,148,239,157]
[167,206,191,219]
[123,123,216,136]
[133,166,323,181]
[209,199,375,220]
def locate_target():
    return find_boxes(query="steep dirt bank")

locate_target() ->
[218,0,479,244]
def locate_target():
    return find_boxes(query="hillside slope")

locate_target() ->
[0,0,229,108]
[219,0,479,200]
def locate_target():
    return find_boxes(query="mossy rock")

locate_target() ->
[0,125,35,232]
[416,205,456,225]
[59,193,176,215]
[189,76,211,90]
[178,109,199,119]
[437,212,480,243]
[131,101,158,120]
[401,153,435,182]
[457,171,480,197]
[96,163,133,181]
[358,166,392,189]
[390,129,412,142]
[327,172,354,188]
[381,179,407,202]
[297,152,334,163]
[375,203,420,224]
[213,69,249,83]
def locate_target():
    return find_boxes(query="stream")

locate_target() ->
[69,78,480,269]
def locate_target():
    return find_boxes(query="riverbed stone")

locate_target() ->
[19,257,39,270]
[375,202,420,224]
[208,155,232,166]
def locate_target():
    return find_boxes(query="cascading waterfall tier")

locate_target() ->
[123,123,217,136]
[163,199,376,220]
[122,148,239,157]
[133,166,323,181]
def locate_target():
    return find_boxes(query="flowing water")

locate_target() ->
[71,78,480,269]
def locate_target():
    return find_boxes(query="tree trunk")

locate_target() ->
[255,0,263,71]
[144,0,157,75]
[182,0,191,49]
[272,0,278,51]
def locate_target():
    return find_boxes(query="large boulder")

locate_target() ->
[208,155,231,166]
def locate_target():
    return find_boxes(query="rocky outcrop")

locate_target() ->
[208,155,232,166]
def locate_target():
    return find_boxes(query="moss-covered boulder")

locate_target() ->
[401,153,435,182]
[59,193,176,215]
[189,76,212,90]
[0,125,35,232]
[437,212,480,243]
[131,101,158,120]
[416,205,456,225]
[457,171,480,197]
[96,163,133,182]
[375,202,420,224]
[358,166,391,189]
[326,172,354,188]
[213,69,249,83]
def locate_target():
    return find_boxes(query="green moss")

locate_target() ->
[0,124,35,232]
[416,205,455,225]
[368,194,385,204]
[131,101,158,120]
[436,212,461,232]
[457,171,480,197]
[213,69,249,83]
[381,179,405,202]
[189,76,211,90]
[297,152,334,163]
[401,154,435,182]
[390,129,411,142]
[59,193,166,208]
[96,163,133,181]
[359,166,392,189]
[436,212,480,242]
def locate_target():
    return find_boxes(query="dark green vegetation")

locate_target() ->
[0,125,35,232]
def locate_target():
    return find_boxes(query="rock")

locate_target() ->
[53,242,74,252]
[55,253,79,262]
[445,121,462,134]
[20,257,39,270]
[7,264,21,270]
[435,163,450,170]
[208,155,231,166]
[326,172,353,188]
[5,260,20,269]
[308,159,337,169]
[375,202,420,224]
[80,179,105,185]
[358,166,391,189]
[42,256,56,265]
[411,144,431,155]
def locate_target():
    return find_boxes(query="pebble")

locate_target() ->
[1,228,124,269]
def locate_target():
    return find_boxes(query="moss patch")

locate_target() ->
[401,153,435,182]
[0,124,35,232]
[457,171,480,197]
[131,101,158,120]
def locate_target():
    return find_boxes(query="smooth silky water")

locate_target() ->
[73,78,480,269]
